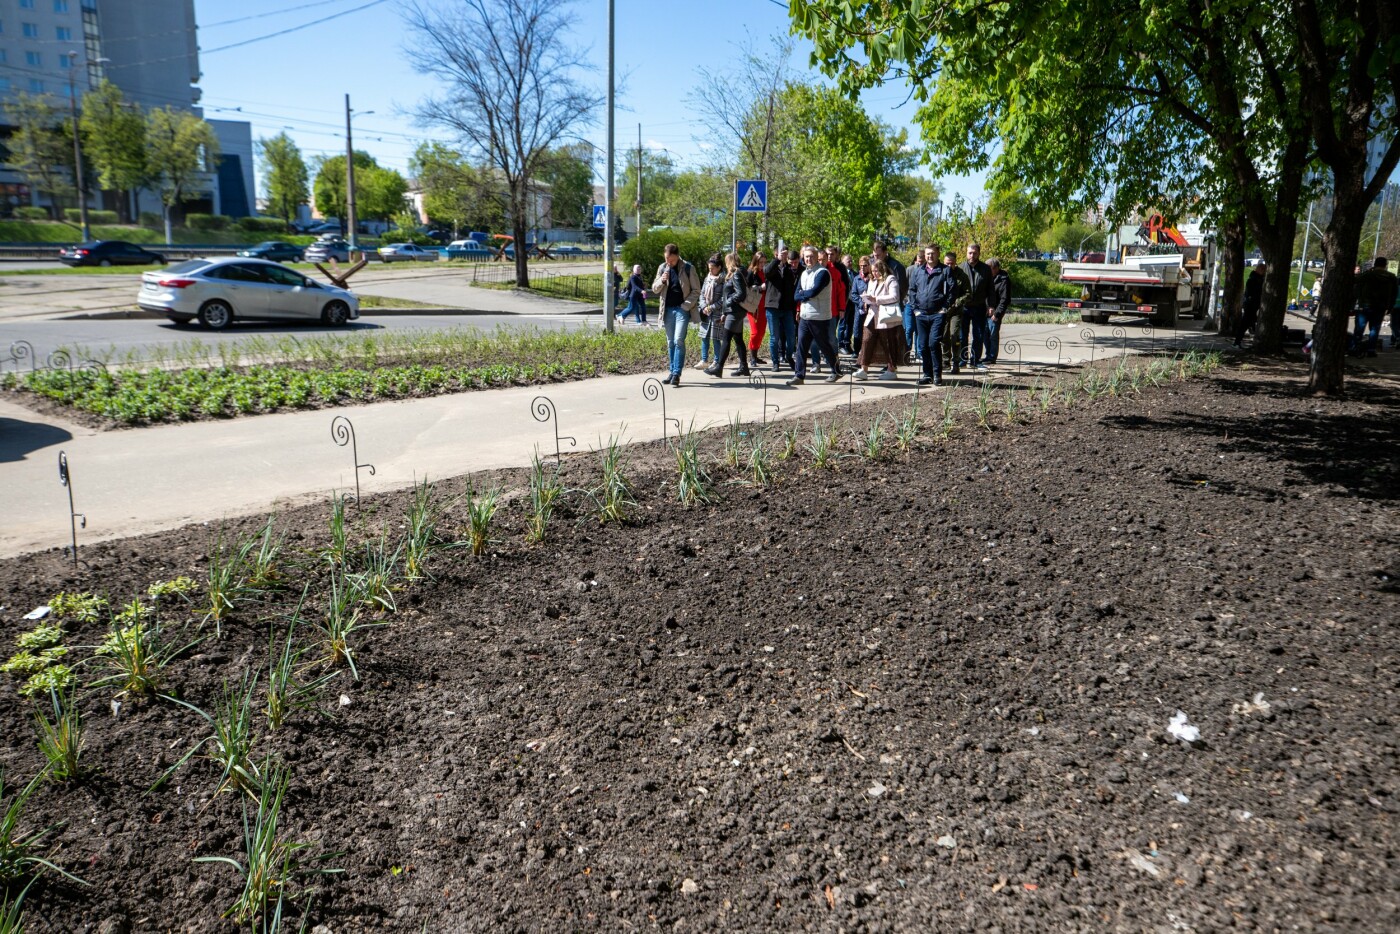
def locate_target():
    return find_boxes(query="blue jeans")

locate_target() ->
[915,314,948,379]
[837,302,857,348]
[698,318,714,363]
[1353,308,1382,354]
[664,306,690,376]
[767,309,795,363]
[986,315,1002,362]
[960,309,989,365]
[903,304,916,358]
[623,294,646,323]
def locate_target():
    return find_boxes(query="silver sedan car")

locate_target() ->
[138,258,360,330]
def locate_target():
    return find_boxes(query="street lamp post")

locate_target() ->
[66,53,105,242]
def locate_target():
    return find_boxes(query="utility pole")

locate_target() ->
[636,124,642,238]
[1296,199,1314,300]
[603,0,615,332]
[345,94,358,252]
[67,59,91,241]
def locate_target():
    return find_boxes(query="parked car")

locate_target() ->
[305,238,351,263]
[59,240,166,267]
[304,221,342,234]
[378,242,439,262]
[236,241,305,262]
[553,245,584,255]
[137,258,360,330]
[445,239,493,260]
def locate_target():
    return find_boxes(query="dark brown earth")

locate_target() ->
[1,359,1398,932]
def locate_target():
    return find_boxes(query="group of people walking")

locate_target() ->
[637,239,1012,388]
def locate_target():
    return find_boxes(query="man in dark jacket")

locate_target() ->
[1353,257,1398,357]
[986,258,1011,364]
[765,246,798,370]
[957,242,994,370]
[1234,262,1265,348]
[908,243,957,385]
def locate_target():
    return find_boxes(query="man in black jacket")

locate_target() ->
[1234,262,1265,348]
[764,246,798,370]
[957,242,994,370]
[986,258,1011,364]
[1353,257,1398,357]
[907,243,957,385]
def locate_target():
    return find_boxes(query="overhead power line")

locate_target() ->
[203,0,390,55]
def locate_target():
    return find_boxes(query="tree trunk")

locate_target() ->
[511,209,529,288]
[1253,215,1298,353]
[163,205,173,244]
[1218,215,1246,334]
[1308,202,1367,395]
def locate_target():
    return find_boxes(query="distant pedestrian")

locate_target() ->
[986,258,1011,364]
[848,254,869,356]
[706,252,751,378]
[908,244,957,385]
[694,255,724,370]
[622,264,647,324]
[1354,257,1398,357]
[871,240,908,362]
[787,244,842,386]
[746,251,768,367]
[652,243,701,386]
[612,264,624,312]
[957,242,994,370]
[852,258,907,380]
[1234,261,1265,348]
[943,250,968,372]
[764,246,797,370]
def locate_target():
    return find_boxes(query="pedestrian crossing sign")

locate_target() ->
[592,204,607,228]
[736,179,767,212]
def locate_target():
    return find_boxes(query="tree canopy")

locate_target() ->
[258,132,309,224]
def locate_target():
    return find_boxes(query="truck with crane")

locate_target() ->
[1059,214,1215,327]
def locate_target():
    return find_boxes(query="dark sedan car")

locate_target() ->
[237,241,305,262]
[58,240,166,267]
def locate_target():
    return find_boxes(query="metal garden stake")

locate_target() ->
[58,450,85,567]
[641,377,680,442]
[330,415,375,504]
[531,395,576,465]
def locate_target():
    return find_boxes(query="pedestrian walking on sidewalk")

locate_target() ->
[706,252,751,378]
[695,255,724,370]
[622,265,648,324]
[909,245,957,385]
[764,246,797,370]
[986,258,1011,364]
[787,244,842,386]
[652,244,700,386]
[851,258,906,380]
[1234,262,1265,348]
[746,251,768,367]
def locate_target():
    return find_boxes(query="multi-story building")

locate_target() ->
[0,0,253,223]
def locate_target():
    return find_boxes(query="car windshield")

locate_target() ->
[254,242,278,249]
[167,260,212,274]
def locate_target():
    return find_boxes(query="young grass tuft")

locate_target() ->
[247,517,285,589]
[34,687,84,782]
[316,573,383,681]
[673,421,712,506]
[779,424,799,460]
[861,415,887,460]
[321,494,350,569]
[807,421,837,469]
[525,451,563,544]
[90,609,198,699]
[975,380,995,429]
[1003,388,1022,424]
[347,535,398,613]
[0,770,83,885]
[206,532,258,635]
[194,764,341,925]
[402,479,445,581]
[747,431,774,487]
[938,386,957,439]
[590,433,635,524]
[723,414,744,468]
[147,576,199,603]
[0,878,32,933]
[165,673,263,797]
[895,404,919,452]
[265,607,337,732]
[462,486,501,557]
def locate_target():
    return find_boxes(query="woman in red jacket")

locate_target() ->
[745,251,768,367]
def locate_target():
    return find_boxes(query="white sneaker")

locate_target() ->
[878,370,898,380]
[693,361,709,370]
[853,368,870,380]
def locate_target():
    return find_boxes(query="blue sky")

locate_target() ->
[191,0,986,207]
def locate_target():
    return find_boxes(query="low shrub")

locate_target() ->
[621,226,726,279]
[138,211,162,228]
[186,213,231,231]
[14,206,50,221]
[237,216,287,233]
[1005,261,1079,299]
[63,209,121,225]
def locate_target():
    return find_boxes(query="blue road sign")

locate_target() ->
[592,204,608,228]
[736,179,767,212]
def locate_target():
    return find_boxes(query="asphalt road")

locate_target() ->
[0,311,609,364]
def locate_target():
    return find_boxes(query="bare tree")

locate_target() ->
[405,0,601,286]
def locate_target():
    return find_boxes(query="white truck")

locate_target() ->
[1060,222,1215,327]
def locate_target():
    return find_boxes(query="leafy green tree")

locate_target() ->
[313,151,380,228]
[78,80,149,223]
[357,165,409,222]
[617,150,678,230]
[538,144,594,229]
[257,132,309,224]
[5,93,75,219]
[1037,219,1105,258]
[145,107,219,242]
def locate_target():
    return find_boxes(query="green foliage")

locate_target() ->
[16,625,63,652]
[1,770,83,885]
[205,532,259,633]
[620,227,725,280]
[14,206,50,221]
[403,480,444,581]
[322,495,350,570]
[49,592,108,623]
[63,208,120,224]
[807,421,837,469]
[4,93,74,213]
[91,610,194,698]
[317,572,384,681]
[166,673,263,797]
[723,414,744,468]
[186,213,231,231]
[2,650,64,678]
[895,404,919,451]
[590,433,635,524]
[674,421,712,506]
[265,608,336,732]
[34,687,85,782]
[312,151,407,222]
[145,107,220,214]
[238,217,289,233]
[409,142,504,231]
[347,536,398,613]
[539,145,595,229]
[461,486,501,558]
[525,451,563,544]
[258,132,310,223]
[79,80,150,209]
[1005,262,1079,299]
[861,415,887,460]
[747,432,774,487]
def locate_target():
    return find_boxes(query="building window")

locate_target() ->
[58,52,75,68]
[0,78,10,93]
[55,0,70,11]
[28,78,43,93]
[20,0,35,10]
[56,25,72,40]
[22,22,38,38]
[25,50,40,67]
[0,50,6,64]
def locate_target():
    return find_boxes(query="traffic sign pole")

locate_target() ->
[732,182,738,259]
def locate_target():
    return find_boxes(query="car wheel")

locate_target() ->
[322,300,351,327]
[199,300,234,331]
[152,255,166,264]
[99,259,112,267]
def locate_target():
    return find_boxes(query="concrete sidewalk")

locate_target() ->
[0,318,1233,558]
